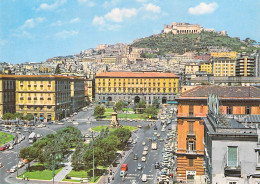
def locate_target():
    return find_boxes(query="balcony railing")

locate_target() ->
[186,149,197,154]
[224,164,241,177]
[187,130,196,136]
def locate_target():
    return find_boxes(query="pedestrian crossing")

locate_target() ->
[125,173,154,180]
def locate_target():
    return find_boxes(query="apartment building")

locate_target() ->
[199,61,212,74]
[95,72,179,105]
[0,75,85,121]
[213,58,236,77]
[236,52,256,77]
[176,86,260,183]
[0,75,16,117]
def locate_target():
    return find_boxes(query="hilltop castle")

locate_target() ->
[163,22,227,36]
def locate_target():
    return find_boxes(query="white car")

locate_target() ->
[142,141,146,146]
[144,146,148,151]
[141,174,147,182]
[141,157,146,162]
[58,122,64,125]
[36,134,41,138]
[10,166,17,173]
[142,151,148,156]
[9,145,14,150]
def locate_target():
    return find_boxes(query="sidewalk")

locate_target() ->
[53,152,73,182]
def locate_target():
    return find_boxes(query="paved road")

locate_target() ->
[111,120,169,184]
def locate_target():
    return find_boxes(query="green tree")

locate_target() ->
[135,99,146,113]
[14,112,23,120]
[3,113,15,120]
[145,105,158,119]
[71,143,87,171]
[94,105,105,118]
[19,146,38,171]
[153,98,160,109]
[55,64,61,74]
[115,100,126,112]
[24,113,34,121]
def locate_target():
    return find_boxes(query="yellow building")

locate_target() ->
[211,51,237,59]
[101,57,117,64]
[200,62,212,74]
[185,63,199,75]
[95,72,179,105]
[0,75,85,121]
[213,58,236,77]
[0,75,16,117]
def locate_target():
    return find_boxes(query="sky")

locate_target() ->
[0,0,259,64]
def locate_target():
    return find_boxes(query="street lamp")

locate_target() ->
[52,152,61,184]
[16,132,19,177]
[91,131,95,182]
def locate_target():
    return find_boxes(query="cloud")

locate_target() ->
[105,8,137,22]
[188,2,218,15]
[92,16,105,25]
[144,3,161,13]
[20,17,45,29]
[55,30,79,39]
[51,20,63,27]
[37,0,66,11]
[77,0,95,7]
[103,0,120,8]
[70,18,80,23]
[11,31,33,38]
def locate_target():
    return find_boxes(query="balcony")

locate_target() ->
[224,164,241,177]
[186,149,197,154]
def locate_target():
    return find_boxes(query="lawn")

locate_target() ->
[65,170,101,183]
[92,125,138,132]
[102,108,146,119]
[18,163,63,180]
[0,132,14,146]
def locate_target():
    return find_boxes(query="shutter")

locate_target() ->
[228,147,237,167]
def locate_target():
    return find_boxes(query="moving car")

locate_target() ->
[10,166,17,173]
[155,162,160,169]
[133,154,138,160]
[36,134,41,138]
[144,146,148,151]
[137,125,142,128]
[141,157,146,162]
[137,163,142,170]
[142,151,148,156]
[142,141,146,146]
[141,174,147,182]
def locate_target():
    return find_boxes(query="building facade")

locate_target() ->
[95,72,179,105]
[211,52,237,59]
[176,86,260,183]
[163,22,202,34]
[199,62,212,74]
[236,52,256,77]
[213,58,236,77]
[0,75,85,121]
[0,75,16,117]
[204,93,260,184]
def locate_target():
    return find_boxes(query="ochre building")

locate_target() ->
[176,86,260,183]
[95,72,179,105]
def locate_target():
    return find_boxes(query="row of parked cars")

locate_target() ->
[156,130,176,183]
[0,134,26,151]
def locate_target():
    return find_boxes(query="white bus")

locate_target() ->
[28,132,36,144]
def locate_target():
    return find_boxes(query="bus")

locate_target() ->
[28,132,36,144]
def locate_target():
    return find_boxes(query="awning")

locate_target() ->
[167,101,178,104]
[101,100,107,103]
[40,117,44,120]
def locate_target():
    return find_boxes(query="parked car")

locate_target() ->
[155,162,160,169]
[144,146,148,151]
[137,125,142,128]
[9,145,14,150]
[142,141,146,146]
[142,151,148,156]
[0,162,2,168]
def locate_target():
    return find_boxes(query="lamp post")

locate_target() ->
[91,131,95,182]
[16,132,19,177]
[52,152,61,184]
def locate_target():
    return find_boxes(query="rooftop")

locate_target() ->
[0,74,83,80]
[179,86,260,99]
[96,72,179,78]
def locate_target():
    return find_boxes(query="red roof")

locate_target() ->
[96,72,178,78]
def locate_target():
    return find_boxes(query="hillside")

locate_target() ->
[131,31,258,55]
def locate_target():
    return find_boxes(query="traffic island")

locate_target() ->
[0,132,14,146]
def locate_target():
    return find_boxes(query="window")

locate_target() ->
[245,106,251,114]
[228,182,237,184]
[189,159,193,166]
[187,141,195,151]
[227,146,238,167]
[227,106,232,114]
[189,105,194,116]
[257,151,260,166]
